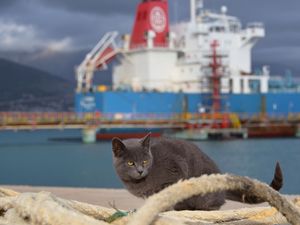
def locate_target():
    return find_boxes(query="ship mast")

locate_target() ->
[210,40,222,113]
[190,0,203,23]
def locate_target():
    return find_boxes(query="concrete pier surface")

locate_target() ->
[2,185,297,211]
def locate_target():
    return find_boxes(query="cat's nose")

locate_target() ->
[137,167,143,175]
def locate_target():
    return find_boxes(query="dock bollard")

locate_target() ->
[82,128,97,143]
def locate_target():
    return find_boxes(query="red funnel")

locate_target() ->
[130,0,169,49]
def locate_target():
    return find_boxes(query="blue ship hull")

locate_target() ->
[76,91,300,139]
[75,91,300,116]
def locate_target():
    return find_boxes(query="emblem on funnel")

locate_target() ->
[150,6,167,33]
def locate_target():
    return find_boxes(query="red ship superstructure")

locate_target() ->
[130,0,170,49]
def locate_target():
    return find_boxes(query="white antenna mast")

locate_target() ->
[190,0,196,24]
[197,0,204,10]
[191,0,204,23]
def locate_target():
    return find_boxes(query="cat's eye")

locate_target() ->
[143,160,148,165]
[127,161,134,166]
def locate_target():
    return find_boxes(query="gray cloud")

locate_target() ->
[0,0,299,77]
[0,0,17,9]
[40,0,140,15]
[0,0,136,50]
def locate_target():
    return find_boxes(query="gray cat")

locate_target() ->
[112,133,283,210]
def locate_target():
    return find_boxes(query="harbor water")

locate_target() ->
[0,129,299,194]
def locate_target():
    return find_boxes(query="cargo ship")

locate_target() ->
[75,0,300,139]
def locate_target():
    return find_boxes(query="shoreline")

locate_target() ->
[2,185,297,211]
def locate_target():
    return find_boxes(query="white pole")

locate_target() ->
[190,0,196,23]
[196,0,204,12]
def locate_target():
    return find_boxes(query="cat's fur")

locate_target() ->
[112,133,283,210]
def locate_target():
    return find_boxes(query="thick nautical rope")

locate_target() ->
[1,174,300,225]
[128,174,300,225]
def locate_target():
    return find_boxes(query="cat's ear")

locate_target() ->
[140,132,151,149]
[112,138,126,157]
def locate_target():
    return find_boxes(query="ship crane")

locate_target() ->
[76,31,119,92]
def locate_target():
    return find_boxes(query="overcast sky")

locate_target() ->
[0,0,299,76]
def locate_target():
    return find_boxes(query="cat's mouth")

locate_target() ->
[131,175,147,182]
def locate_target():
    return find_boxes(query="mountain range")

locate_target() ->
[0,50,113,83]
[0,58,74,111]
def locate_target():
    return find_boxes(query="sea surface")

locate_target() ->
[0,129,299,194]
